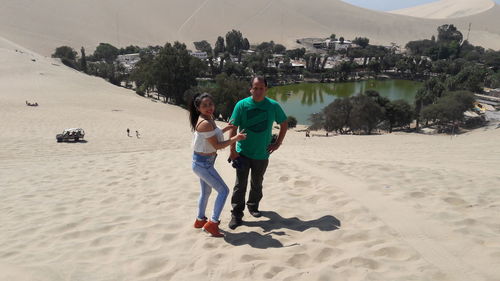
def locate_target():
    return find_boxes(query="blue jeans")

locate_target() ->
[192,153,229,222]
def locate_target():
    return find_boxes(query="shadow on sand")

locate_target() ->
[223,211,340,249]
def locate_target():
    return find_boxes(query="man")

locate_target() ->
[228,76,288,230]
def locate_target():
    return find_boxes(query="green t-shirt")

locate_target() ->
[230,96,287,160]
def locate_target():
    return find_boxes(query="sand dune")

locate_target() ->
[0,0,500,56]
[391,0,496,19]
[1,35,500,280]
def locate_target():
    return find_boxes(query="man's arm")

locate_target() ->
[229,126,239,160]
[268,121,288,154]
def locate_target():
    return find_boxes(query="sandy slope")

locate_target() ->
[391,0,496,19]
[0,0,500,56]
[1,37,500,280]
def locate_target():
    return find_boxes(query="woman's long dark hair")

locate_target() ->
[188,92,214,131]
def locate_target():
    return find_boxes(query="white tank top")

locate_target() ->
[193,127,224,153]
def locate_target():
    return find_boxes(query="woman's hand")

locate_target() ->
[235,129,246,141]
[223,120,237,133]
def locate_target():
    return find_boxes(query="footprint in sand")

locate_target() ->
[410,191,426,198]
[263,266,285,279]
[240,254,265,262]
[373,246,417,261]
[314,247,338,263]
[490,251,500,259]
[279,176,289,182]
[294,180,308,187]
[335,257,380,270]
[137,257,169,276]
[443,197,467,206]
[286,253,310,269]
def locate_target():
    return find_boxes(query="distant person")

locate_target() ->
[189,92,246,237]
[227,76,288,230]
[135,130,140,138]
[127,128,130,137]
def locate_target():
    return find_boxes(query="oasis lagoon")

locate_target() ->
[267,79,422,125]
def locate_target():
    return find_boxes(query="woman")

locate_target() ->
[189,93,246,237]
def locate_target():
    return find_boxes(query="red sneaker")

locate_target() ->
[194,217,207,228]
[202,220,224,237]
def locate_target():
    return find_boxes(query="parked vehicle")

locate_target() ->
[56,128,85,142]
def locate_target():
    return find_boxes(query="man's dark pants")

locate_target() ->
[230,155,269,219]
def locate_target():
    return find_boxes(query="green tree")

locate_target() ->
[214,36,225,57]
[365,90,390,108]
[437,24,463,45]
[286,116,298,128]
[119,45,141,55]
[151,42,207,105]
[445,63,489,93]
[483,50,500,72]
[226,29,246,62]
[384,100,413,133]
[130,49,156,96]
[242,38,250,50]
[405,39,436,56]
[367,59,381,75]
[243,52,269,75]
[80,47,88,73]
[485,71,500,88]
[334,61,357,81]
[286,48,306,59]
[194,40,216,76]
[273,44,286,54]
[194,40,213,54]
[256,41,275,53]
[93,43,119,63]
[421,91,475,129]
[87,61,125,86]
[52,46,78,69]
[52,46,77,60]
[323,98,353,134]
[415,77,445,129]
[308,112,325,131]
[353,37,370,48]
[209,73,249,121]
[349,94,384,134]
[222,61,247,77]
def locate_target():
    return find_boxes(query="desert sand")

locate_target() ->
[1,31,500,281]
[390,0,496,19]
[0,0,500,56]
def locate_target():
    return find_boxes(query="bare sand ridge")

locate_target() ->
[0,0,500,56]
[391,0,496,19]
[1,35,500,280]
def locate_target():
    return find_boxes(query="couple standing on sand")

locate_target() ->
[188,76,288,237]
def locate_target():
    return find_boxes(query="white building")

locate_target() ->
[332,40,352,51]
[313,39,353,50]
[190,51,208,60]
[116,53,140,70]
[291,60,306,69]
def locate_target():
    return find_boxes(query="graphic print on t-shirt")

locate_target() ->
[246,108,268,133]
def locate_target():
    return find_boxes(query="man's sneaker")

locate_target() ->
[194,217,207,228]
[202,220,224,237]
[228,216,242,230]
[249,210,262,218]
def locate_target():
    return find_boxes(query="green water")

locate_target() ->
[267,79,422,125]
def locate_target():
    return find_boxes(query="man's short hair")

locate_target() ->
[250,76,268,87]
